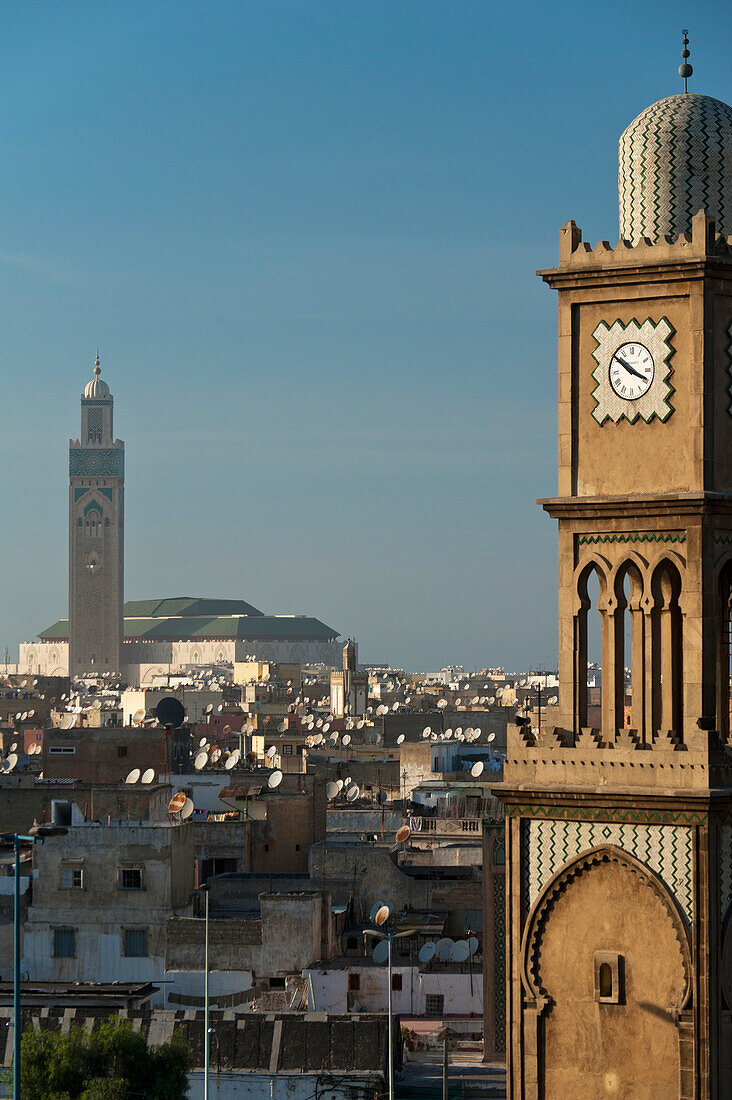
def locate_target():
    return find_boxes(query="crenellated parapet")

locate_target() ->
[542,210,732,276]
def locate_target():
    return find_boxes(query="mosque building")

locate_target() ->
[18,362,341,682]
[493,41,732,1099]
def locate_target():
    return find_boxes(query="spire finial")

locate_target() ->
[679,29,693,93]
[94,349,101,378]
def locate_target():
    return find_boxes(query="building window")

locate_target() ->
[295,844,301,852]
[282,744,293,754]
[123,929,148,957]
[53,928,76,958]
[392,974,403,991]
[49,746,76,755]
[346,937,358,950]
[118,867,143,890]
[269,977,285,990]
[117,746,128,758]
[425,994,444,1017]
[594,952,624,1004]
[348,973,360,991]
[60,865,84,890]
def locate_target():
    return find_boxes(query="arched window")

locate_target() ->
[576,563,606,730]
[614,563,644,736]
[651,561,683,734]
[598,962,613,999]
[717,562,732,741]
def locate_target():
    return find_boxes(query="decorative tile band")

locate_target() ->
[715,535,732,546]
[577,533,685,545]
[727,319,732,418]
[524,818,694,923]
[506,804,707,826]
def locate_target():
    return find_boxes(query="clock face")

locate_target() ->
[608,342,655,400]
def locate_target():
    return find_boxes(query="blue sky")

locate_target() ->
[1,1,728,671]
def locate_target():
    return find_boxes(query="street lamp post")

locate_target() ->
[363,924,415,1100]
[0,825,67,1100]
[201,883,210,1100]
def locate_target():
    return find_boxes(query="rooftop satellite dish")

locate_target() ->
[336,779,344,792]
[5,754,18,772]
[487,731,496,743]
[468,935,479,956]
[28,710,35,718]
[168,791,186,814]
[132,708,145,726]
[436,938,453,960]
[155,697,185,728]
[451,940,470,963]
[326,781,340,800]
[10,742,17,753]
[397,734,405,745]
[224,754,237,770]
[278,722,287,733]
[489,696,496,705]
[180,797,194,820]
[141,768,155,784]
[474,727,482,737]
[342,734,352,747]
[205,703,213,714]
[218,704,224,712]
[268,769,283,789]
[357,719,365,730]
[396,825,411,843]
[20,712,27,722]
[455,727,463,736]
[344,776,352,786]
[210,748,222,764]
[329,735,338,747]
[91,699,102,711]
[374,904,390,926]
[125,768,141,784]
[419,941,436,964]
[346,785,360,802]
[437,699,447,709]
[430,733,438,741]
[266,745,277,760]
[316,718,323,728]
[423,726,431,736]
[60,714,75,730]
[372,940,389,965]
[369,903,381,922]
[223,724,231,735]
[471,761,484,778]
[199,736,208,747]
[323,722,330,733]
[444,729,452,739]
[194,751,209,771]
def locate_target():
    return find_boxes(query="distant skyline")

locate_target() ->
[2,1,729,671]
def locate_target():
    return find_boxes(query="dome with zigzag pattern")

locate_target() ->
[619,93,732,244]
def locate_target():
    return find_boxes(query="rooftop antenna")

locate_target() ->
[679,29,692,93]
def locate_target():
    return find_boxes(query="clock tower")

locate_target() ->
[68,355,124,677]
[494,71,732,1100]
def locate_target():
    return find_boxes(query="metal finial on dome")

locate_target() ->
[94,350,101,378]
[679,29,693,93]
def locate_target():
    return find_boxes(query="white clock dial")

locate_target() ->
[608,342,655,400]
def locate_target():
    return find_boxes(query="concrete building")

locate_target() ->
[495,86,732,1098]
[25,821,194,999]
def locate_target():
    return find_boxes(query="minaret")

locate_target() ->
[68,354,124,676]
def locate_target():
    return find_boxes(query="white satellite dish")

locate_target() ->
[336,779,344,792]
[372,940,389,965]
[326,781,340,800]
[224,754,237,770]
[268,770,283,789]
[194,751,209,771]
[374,904,390,925]
[91,699,102,711]
[436,938,453,960]
[278,722,287,733]
[397,734,405,745]
[10,742,17,753]
[329,735,338,747]
[471,761,484,778]
[180,797,194,820]
[5,754,18,772]
[210,748,222,764]
[357,720,365,730]
[451,940,470,963]
[125,768,141,784]
[323,722,330,733]
[419,941,436,964]
[266,746,277,760]
[342,734,352,747]
[487,732,496,743]
[141,768,155,784]
[346,785,360,802]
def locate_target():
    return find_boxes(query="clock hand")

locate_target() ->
[613,354,646,381]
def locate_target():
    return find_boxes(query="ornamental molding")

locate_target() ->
[591,316,675,425]
[505,803,707,826]
[577,532,685,546]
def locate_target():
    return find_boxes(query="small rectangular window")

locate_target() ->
[49,746,76,755]
[53,928,76,958]
[118,867,143,890]
[425,994,444,1017]
[282,744,293,754]
[392,974,403,991]
[123,929,148,957]
[269,977,285,990]
[60,866,84,890]
[117,746,128,758]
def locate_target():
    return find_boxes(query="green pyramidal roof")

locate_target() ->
[37,597,339,643]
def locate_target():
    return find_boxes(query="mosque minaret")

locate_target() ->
[68,355,125,675]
